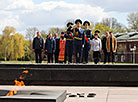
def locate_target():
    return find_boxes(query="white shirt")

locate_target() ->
[92,38,102,51]
[77,27,84,33]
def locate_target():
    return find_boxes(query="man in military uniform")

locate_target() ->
[65,22,74,64]
[33,32,44,63]
[82,21,93,64]
[73,19,84,63]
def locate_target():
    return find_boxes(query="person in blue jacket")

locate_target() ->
[82,21,93,64]
[65,22,74,64]
[45,33,56,63]
[73,19,84,63]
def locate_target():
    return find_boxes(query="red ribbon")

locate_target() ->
[85,35,89,43]
[70,32,74,39]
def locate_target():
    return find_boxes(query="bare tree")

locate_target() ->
[100,17,126,33]
[26,27,39,41]
[25,27,39,61]
[101,17,121,29]
[127,12,138,32]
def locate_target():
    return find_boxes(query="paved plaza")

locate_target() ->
[0,86,138,102]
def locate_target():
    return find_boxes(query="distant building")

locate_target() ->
[114,32,138,63]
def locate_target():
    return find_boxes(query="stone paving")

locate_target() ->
[0,86,138,102]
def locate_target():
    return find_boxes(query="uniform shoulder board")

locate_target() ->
[73,28,76,35]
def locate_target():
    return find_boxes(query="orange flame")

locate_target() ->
[22,70,29,74]
[6,70,30,96]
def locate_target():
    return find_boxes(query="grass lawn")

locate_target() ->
[0,61,47,64]
[0,61,138,65]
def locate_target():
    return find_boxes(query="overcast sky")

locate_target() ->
[0,0,137,35]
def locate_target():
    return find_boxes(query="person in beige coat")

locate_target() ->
[106,32,117,64]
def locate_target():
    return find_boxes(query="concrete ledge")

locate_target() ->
[0,90,66,102]
[0,64,138,86]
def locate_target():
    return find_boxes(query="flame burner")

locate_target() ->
[0,89,66,102]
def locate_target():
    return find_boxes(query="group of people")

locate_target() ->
[33,19,117,64]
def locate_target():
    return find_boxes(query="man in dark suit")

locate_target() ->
[45,33,56,63]
[33,32,44,63]
[102,32,109,64]
[54,33,60,63]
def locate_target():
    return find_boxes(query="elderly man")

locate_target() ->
[33,32,44,63]
[106,32,117,64]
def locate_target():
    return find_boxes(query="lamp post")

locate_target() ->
[130,45,136,64]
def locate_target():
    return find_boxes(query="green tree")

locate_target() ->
[1,26,16,61]
[10,33,25,60]
[0,35,4,60]
[94,23,115,35]
[41,30,47,40]
[0,26,26,61]
[48,27,65,36]
[24,40,32,61]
